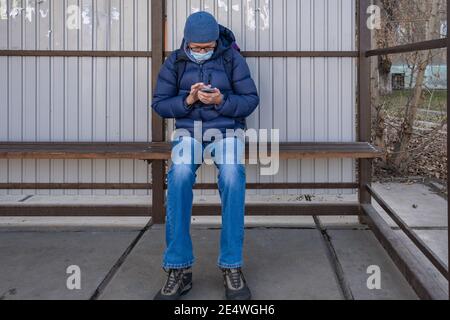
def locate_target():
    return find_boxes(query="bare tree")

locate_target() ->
[375,0,398,95]
[372,0,446,174]
[390,0,442,172]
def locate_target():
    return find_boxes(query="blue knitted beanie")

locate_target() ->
[184,11,219,43]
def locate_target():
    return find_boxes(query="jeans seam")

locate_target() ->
[217,261,243,268]
[163,258,195,269]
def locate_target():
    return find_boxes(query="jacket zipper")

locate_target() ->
[199,63,203,83]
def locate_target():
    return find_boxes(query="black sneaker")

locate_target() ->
[153,267,193,300]
[221,267,252,300]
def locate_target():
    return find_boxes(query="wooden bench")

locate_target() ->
[0,141,381,160]
[0,141,381,218]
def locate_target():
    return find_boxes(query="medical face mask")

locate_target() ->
[190,50,214,62]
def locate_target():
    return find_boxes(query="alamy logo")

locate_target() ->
[367,5,381,30]
[0,0,120,30]
[366,265,381,290]
[171,122,280,176]
[66,265,81,290]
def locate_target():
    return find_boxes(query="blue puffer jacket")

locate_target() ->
[151,25,260,137]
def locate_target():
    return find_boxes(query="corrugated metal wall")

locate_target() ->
[0,0,153,196]
[167,0,357,196]
[1,0,357,197]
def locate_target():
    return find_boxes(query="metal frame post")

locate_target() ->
[447,0,449,301]
[151,0,166,224]
[358,0,373,209]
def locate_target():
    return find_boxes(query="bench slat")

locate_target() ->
[0,142,171,160]
[0,142,382,160]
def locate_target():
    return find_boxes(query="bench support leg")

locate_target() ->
[358,159,372,224]
[152,160,166,224]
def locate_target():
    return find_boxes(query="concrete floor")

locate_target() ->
[100,227,345,300]
[0,182,447,300]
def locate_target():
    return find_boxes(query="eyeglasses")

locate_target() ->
[189,45,216,53]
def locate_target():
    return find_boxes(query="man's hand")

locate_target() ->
[186,82,205,106]
[198,88,223,105]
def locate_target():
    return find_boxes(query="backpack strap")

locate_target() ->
[222,48,234,89]
[174,49,187,90]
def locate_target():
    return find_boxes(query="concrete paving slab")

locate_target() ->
[393,230,448,297]
[101,227,343,300]
[197,194,357,204]
[410,230,448,266]
[23,195,151,204]
[0,231,138,300]
[318,216,364,229]
[328,230,418,300]
[192,216,316,228]
[372,182,447,228]
[3,193,357,205]
[0,217,151,232]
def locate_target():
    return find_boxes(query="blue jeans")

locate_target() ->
[162,135,246,269]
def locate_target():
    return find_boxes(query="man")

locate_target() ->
[151,11,259,300]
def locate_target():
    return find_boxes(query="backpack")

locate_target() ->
[174,42,242,90]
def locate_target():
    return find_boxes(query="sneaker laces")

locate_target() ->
[224,268,244,289]
[162,267,183,294]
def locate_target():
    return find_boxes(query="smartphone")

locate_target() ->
[200,87,216,93]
